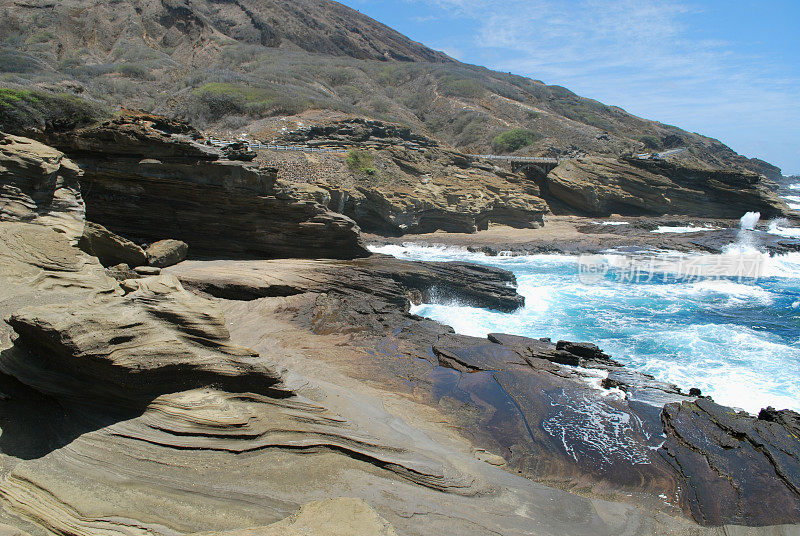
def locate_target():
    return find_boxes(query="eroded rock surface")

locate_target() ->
[263,126,548,234]
[43,115,369,260]
[546,156,790,218]
[179,257,800,528]
[193,498,399,536]
[0,133,85,243]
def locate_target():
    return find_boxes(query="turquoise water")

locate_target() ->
[370,242,800,414]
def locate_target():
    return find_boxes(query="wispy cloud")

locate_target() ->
[411,0,800,172]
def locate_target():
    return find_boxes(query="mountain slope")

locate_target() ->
[0,0,782,178]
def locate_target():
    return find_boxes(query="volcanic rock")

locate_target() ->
[661,398,800,525]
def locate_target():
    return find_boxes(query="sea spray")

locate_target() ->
[740,211,761,231]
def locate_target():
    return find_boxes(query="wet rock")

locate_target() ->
[556,340,612,361]
[146,239,188,268]
[0,132,85,243]
[660,398,800,525]
[78,221,147,267]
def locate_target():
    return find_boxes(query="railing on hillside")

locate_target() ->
[206,137,340,153]
[468,154,563,164]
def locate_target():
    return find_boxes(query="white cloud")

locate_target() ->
[413,0,800,172]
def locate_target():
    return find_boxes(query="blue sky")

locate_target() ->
[340,0,800,175]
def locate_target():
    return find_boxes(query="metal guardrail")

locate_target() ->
[207,138,339,153]
[468,154,563,164]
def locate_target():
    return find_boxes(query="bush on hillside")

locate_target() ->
[118,63,151,80]
[0,88,108,133]
[0,49,44,73]
[438,73,485,99]
[638,135,662,150]
[346,149,376,176]
[491,128,541,153]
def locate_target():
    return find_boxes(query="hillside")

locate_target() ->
[0,0,783,179]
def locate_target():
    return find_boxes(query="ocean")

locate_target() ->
[371,191,800,415]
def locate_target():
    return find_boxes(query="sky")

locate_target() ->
[339,0,800,175]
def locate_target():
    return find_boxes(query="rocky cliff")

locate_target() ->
[41,114,369,259]
[544,156,790,218]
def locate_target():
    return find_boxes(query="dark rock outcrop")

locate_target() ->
[278,118,439,150]
[661,399,800,526]
[166,254,524,313]
[43,115,369,260]
[546,156,791,218]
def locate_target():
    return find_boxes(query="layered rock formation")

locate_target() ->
[173,256,800,528]
[1,219,725,536]
[545,156,790,218]
[0,133,85,243]
[264,124,549,234]
[42,114,369,259]
[278,118,440,150]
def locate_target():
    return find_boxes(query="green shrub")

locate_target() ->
[0,88,108,133]
[438,74,485,99]
[192,82,310,120]
[346,149,376,176]
[0,49,43,73]
[491,128,541,153]
[118,63,151,80]
[637,135,662,150]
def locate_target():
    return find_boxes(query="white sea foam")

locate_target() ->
[381,242,800,414]
[592,221,630,226]
[651,225,718,234]
[768,219,800,238]
[790,184,800,190]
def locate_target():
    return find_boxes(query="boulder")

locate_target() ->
[77,221,147,267]
[0,132,85,243]
[105,263,141,281]
[146,239,188,268]
[134,265,162,276]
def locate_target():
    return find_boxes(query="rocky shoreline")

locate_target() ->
[366,214,800,256]
[2,115,800,534]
